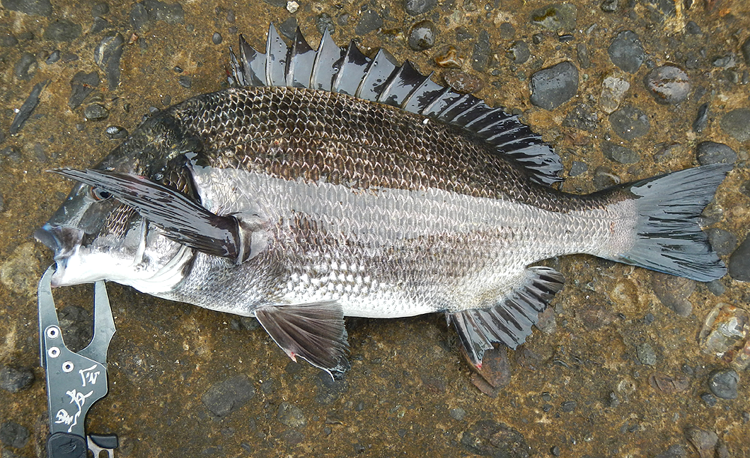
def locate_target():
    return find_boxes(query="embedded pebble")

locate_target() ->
[602,141,639,164]
[701,392,717,407]
[649,372,689,394]
[92,2,110,16]
[449,407,466,421]
[404,0,437,15]
[563,103,598,131]
[712,54,736,69]
[530,3,577,31]
[499,22,515,40]
[443,70,483,94]
[84,103,109,121]
[201,374,255,417]
[720,108,750,142]
[698,304,749,370]
[599,73,630,114]
[277,402,306,428]
[652,273,695,317]
[693,103,709,133]
[742,37,750,65]
[506,41,530,64]
[434,46,462,68]
[43,19,82,42]
[10,80,47,135]
[577,43,590,69]
[471,30,491,72]
[178,76,192,88]
[636,342,657,366]
[46,49,61,64]
[655,445,687,458]
[0,422,29,449]
[407,20,436,51]
[608,31,645,73]
[696,141,737,166]
[0,366,34,393]
[609,105,650,140]
[212,32,222,44]
[460,421,529,457]
[706,228,737,257]
[685,427,719,458]
[569,161,588,176]
[14,52,37,80]
[95,32,125,91]
[707,369,739,400]
[728,234,750,282]
[315,14,334,36]
[3,0,52,16]
[355,9,383,36]
[529,61,578,110]
[600,0,619,12]
[314,370,348,405]
[644,65,689,105]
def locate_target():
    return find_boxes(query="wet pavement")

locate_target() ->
[1,0,750,456]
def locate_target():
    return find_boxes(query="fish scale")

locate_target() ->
[36,26,730,374]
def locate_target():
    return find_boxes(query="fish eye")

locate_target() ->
[91,187,113,201]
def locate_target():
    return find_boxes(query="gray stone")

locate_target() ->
[355,9,382,36]
[212,32,222,45]
[655,444,687,458]
[69,71,100,109]
[577,43,590,69]
[460,420,529,458]
[729,234,750,282]
[696,141,737,166]
[644,65,689,105]
[742,37,750,65]
[636,342,657,366]
[1,0,52,16]
[609,105,650,140]
[602,141,639,164]
[0,421,29,449]
[408,20,436,51]
[530,3,577,32]
[720,108,750,142]
[43,19,82,42]
[130,0,184,30]
[94,32,124,91]
[712,53,736,69]
[569,161,588,176]
[10,80,47,135]
[601,0,619,12]
[608,31,645,74]
[707,369,739,400]
[404,0,437,15]
[0,366,34,393]
[706,228,737,257]
[599,73,630,114]
[652,273,695,317]
[563,103,598,131]
[84,103,109,121]
[277,402,306,428]
[314,14,333,36]
[92,2,109,17]
[201,374,255,417]
[14,52,37,80]
[507,41,530,64]
[471,30,491,72]
[450,407,466,421]
[529,61,578,110]
[693,103,709,133]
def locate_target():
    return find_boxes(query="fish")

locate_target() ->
[35,25,731,376]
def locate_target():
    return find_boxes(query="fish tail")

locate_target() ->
[605,164,731,282]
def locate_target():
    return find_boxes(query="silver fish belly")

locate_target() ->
[36,26,730,375]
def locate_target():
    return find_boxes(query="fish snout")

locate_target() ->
[34,224,84,259]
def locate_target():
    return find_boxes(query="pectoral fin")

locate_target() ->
[255,302,350,377]
[449,266,564,368]
[52,168,243,260]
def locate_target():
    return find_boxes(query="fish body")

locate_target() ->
[35,26,729,374]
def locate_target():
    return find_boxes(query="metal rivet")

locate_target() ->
[47,327,60,339]
[48,347,60,358]
[62,362,74,373]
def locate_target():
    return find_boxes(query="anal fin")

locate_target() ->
[449,266,564,368]
[255,302,350,377]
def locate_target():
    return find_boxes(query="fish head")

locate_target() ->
[35,114,198,291]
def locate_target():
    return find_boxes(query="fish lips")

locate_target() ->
[34,223,84,286]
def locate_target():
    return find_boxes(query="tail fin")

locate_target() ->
[611,164,731,282]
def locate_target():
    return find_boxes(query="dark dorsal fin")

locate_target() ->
[229,24,562,186]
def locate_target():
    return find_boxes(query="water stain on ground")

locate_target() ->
[1,0,749,456]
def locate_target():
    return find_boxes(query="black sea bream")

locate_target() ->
[35,25,730,375]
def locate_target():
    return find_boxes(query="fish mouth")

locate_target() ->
[34,224,84,287]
